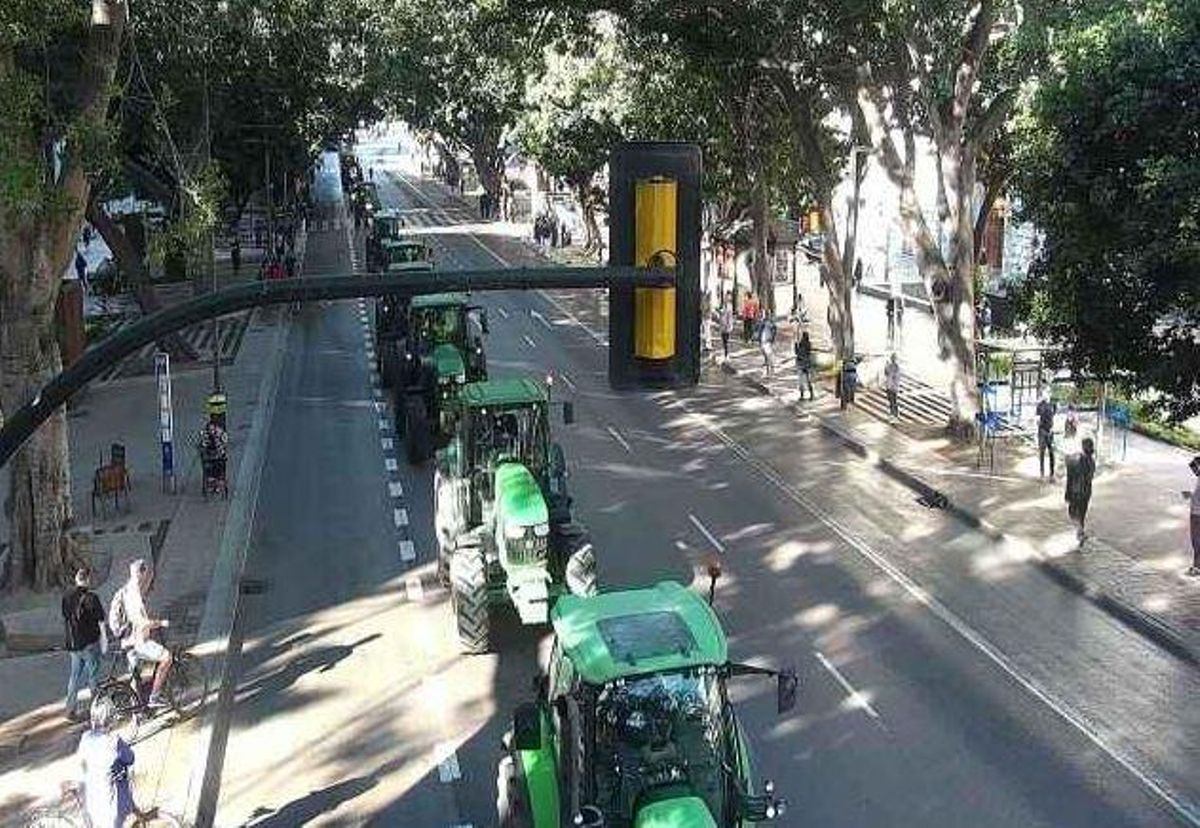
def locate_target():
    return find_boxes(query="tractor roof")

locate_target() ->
[552,582,728,685]
[460,378,547,408]
[411,292,468,309]
[376,207,403,220]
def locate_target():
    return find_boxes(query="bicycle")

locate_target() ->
[94,637,209,740]
[25,783,184,827]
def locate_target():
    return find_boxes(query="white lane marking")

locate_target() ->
[679,405,1200,827]
[366,348,377,360]
[378,418,391,431]
[495,306,510,320]
[393,507,409,528]
[385,458,398,472]
[606,425,631,453]
[374,401,385,413]
[463,228,511,268]
[388,480,403,498]
[537,290,608,347]
[688,513,725,554]
[560,373,577,392]
[815,650,883,724]
[399,540,417,563]
[521,334,537,349]
[436,743,462,783]
[372,387,383,399]
[404,574,423,600]
[381,437,395,452]
[530,309,554,331]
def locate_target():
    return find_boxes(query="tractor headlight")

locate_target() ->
[505,523,527,540]
[533,522,550,538]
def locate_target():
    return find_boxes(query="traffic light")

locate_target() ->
[608,142,702,388]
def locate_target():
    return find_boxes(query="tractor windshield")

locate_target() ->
[592,667,726,821]
[412,306,464,348]
[470,403,548,470]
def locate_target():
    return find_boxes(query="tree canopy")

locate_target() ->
[1013,0,1200,420]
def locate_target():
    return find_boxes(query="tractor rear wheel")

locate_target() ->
[405,397,431,464]
[496,754,533,828]
[451,545,491,654]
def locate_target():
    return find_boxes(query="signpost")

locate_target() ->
[155,352,176,493]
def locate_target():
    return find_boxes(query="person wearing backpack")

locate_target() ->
[110,559,173,708]
[62,567,106,722]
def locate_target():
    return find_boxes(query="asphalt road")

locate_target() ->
[212,145,1200,827]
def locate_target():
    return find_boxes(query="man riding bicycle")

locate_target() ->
[109,559,172,709]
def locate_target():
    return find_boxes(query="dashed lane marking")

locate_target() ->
[537,290,609,347]
[388,480,403,498]
[374,401,385,413]
[385,458,398,472]
[382,438,395,453]
[522,334,537,349]
[436,744,462,783]
[394,508,409,528]
[560,373,577,392]
[688,513,725,554]
[399,540,417,563]
[372,387,383,399]
[606,425,631,453]
[496,306,510,320]
[815,650,884,725]
[378,418,391,431]
[530,309,554,331]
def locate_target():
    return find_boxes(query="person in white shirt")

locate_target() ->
[115,559,172,707]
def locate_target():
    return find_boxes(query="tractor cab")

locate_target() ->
[498,583,796,827]
[372,239,437,386]
[434,378,594,653]
[396,293,488,463]
[373,207,405,242]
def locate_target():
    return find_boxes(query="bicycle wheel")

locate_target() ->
[165,655,208,717]
[97,681,141,740]
[24,807,82,828]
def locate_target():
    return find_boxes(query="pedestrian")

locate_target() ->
[757,310,776,378]
[741,293,756,343]
[1064,404,1079,440]
[62,567,105,722]
[884,353,901,419]
[794,331,814,400]
[840,357,858,410]
[1064,436,1096,543]
[230,237,241,274]
[74,250,88,287]
[980,298,993,338]
[1186,456,1200,576]
[284,250,296,280]
[76,697,138,828]
[1036,395,1057,478]
[719,300,734,361]
[82,225,93,247]
[886,296,896,344]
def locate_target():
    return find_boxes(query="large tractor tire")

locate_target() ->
[405,397,432,464]
[451,545,492,654]
[496,754,533,828]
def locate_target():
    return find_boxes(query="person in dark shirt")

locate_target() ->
[1036,396,1057,478]
[62,567,106,721]
[1065,437,1097,544]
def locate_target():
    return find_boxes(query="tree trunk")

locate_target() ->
[471,144,505,219]
[750,180,773,315]
[573,182,600,254]
[0,0,127,590]
[819,196,854,362]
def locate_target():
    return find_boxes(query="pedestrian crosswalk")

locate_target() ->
[94,311,254,383]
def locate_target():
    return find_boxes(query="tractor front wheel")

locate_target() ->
[405,397,432,464]
[451,545,492,654]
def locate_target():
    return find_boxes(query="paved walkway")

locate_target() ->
[0,230,306,826]
[716,325,1200,662]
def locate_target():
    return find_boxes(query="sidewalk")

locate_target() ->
[0,232,304,825]
[717,326,1200,664]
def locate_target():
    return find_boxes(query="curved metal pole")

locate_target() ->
[0,266,668,469]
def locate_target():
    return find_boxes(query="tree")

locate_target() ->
[0,0,128,589]
[1012,0,1200,421]
[841,0,1067,431]
[518,30,624,254]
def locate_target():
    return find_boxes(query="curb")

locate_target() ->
[719,358,1200,669]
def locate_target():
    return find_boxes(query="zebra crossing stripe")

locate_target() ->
[399,540,416,563]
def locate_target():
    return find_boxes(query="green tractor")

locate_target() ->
[366,207,409,272]
[373,237,436,387]
[434,378,597,653]
[497,581,797,828]
[395,292,488,463]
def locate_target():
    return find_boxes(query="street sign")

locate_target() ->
[155,352,175,493]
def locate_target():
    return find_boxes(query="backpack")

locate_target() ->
[108,585,131,641]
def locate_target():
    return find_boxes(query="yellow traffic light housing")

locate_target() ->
[634,178,677,360]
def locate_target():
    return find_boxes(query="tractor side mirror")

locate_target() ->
[562,401,575,426]
[512,702,543,751]
[777,668,799,714]
[704,555,722,606]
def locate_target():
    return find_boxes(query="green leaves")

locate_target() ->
[1013,0,1200,419]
